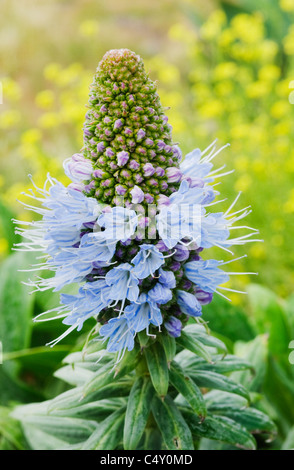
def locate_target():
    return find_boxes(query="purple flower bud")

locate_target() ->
[92,169,104,178]
[100,105,107,113]
[166,167,182,183]
[157,140,166,151]
[157,194,170,207]
[136,128,146,141]
[164,316,182,338]
[129,160,140,170]
[104,116,111,124]
[114,119,123,130]
[130,185,145,204]
[109,162,118,170]
[144,193,154,204]
[105,129,112,137]
[84,180,96,193]
[172,145,182,161]
[144,138,154,147]
[117,151,129,167]
[173,243,190,262]
[134,174,144,184]
[97,141,105,153]
[170,261,181,272]
[181,280,193,290]
[63,155,93,183]
[156,240,169,252]
[155,167,165,177]
[105,147,115,158]
[124,127,133,136]
[195,289,213,305]
[143,163,155,177]
[84,128,93,138]
[160,181,168,190]
[149,150,156,159]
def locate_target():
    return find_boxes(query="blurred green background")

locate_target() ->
[1,0,294,450]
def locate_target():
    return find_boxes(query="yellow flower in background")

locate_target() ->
[280,0,294,11]
[78,20,99,37]
[35,90,55,110]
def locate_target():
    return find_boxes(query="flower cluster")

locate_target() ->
[15,49,259,360]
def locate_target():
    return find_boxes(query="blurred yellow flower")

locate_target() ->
[0,109,21,129]
[35,90,55,110]
[280,0,294,11]
[78,20,99,37]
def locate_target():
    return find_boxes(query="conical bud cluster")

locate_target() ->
[82,49,181,206]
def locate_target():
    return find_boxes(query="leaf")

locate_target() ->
[0,251,35,354]
[144,342,169,398]
[184,324,228,354]
[189,370,250,402]
[82,347,140,398]
[151,395,194,450]
[205,391,277,440]
[54,364,95,387]
[176,331,212,363]
[282,426,294,450]
[169,361,206,420]
[203,296,256,343]
[158,333,176,366]
[12,403,98,447]
[232,335,269,392]
[184,354,254,375]
[81,406,126,450]
[247,284,291,356]
[123,376,154,450]
[181,407,256,450]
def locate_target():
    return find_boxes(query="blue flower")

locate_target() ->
[98,206,138,242]
[148,283,173,304]
[99,316,135,356]
[131,244,165,279]
[176,290,202,316]
[156,199,202,249]
[124,293,162,334]
[184,259,230,293]
[105,263,139,302]
[158,268,176,289]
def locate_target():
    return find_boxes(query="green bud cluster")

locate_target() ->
[82,49,181,205]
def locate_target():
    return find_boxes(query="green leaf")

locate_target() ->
[123,376,154,450]
[184,354,254,375]
[181,407,256,450]
[144,342,169,398]
[81,406,126,450]
[0,251,35,354]
[232,335,268,392]
[190,370,250,401]
[247,284,291,356]
[183,324,227,354]
[282,426,294,450]
[205,391,277,440]
[176,331,212,363]
[169,361,206,420]
[12,403,98,447]
[203,296,256,343]
[151,395,194,450]
[158,333,176,366]
[82,347,140,398]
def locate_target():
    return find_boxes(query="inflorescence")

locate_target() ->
[14,49,260,361]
